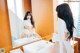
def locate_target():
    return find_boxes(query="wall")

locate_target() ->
[31,0,54,37]
[0,0,12,53]
[23,0,32,13]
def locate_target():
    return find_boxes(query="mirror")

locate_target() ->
[7,0,41,48]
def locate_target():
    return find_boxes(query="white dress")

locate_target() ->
[23,19,33,35]
[23,19,41,39]
[52,18,74,53]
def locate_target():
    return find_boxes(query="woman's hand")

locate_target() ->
[21,33,27,38]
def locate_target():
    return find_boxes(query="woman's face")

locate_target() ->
[27,14,31,19]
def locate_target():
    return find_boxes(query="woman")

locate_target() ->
[24,11,34,28]
[52,3,74,53]
[21,11,34,38]
[21,11,41,38]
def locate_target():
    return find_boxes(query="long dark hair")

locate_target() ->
[24,11,34,27]
[56,3,75,39]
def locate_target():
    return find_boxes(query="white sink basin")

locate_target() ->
[23,40,54,53]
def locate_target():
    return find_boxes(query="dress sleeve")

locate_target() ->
[57,18,68,40]
[57,18,68,34]
[64,22,68,32]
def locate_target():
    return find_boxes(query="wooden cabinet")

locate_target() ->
[74,41,78,53]
[74,37,80,53]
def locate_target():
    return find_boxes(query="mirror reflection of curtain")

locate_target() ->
[7,0,19,41]
[7,0,24,41]
[64,0,80,37]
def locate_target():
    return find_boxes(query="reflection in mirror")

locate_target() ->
[7,0,41,48]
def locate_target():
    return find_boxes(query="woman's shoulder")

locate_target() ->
[58,18,68,32]
[58,18,66,24]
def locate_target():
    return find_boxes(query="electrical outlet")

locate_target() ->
[0,48,5,53]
